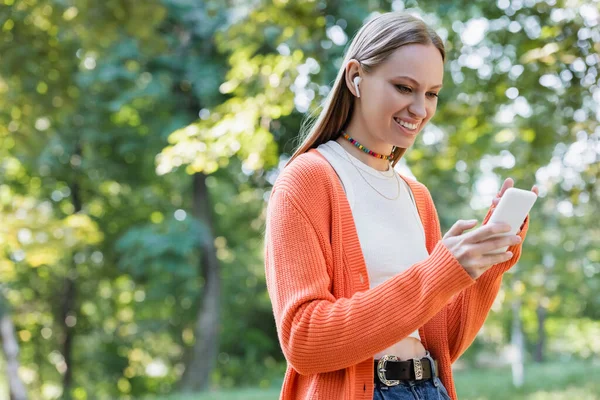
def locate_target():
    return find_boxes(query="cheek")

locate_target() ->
[372,85,402,107]
[418,105,436,131]
[366,87,398,117]
[381,91,406,114]
[426,102,438,119]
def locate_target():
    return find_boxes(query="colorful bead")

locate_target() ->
[341,131,394,161]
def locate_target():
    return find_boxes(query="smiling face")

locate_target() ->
[344,43,444,155]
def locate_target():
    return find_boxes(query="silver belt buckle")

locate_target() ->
[413,357,424,380]
[376,355,400,386]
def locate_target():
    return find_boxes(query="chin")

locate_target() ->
[393,135,417,146]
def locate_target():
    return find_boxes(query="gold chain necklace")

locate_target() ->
[340,145,401,201]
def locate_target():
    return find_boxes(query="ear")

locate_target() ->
[345,59,362,98]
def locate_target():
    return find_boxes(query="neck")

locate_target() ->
[335,127,393,172]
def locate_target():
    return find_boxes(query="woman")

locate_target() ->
[264,12,538,400]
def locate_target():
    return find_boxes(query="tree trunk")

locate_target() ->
[179,172,220,392]
[534,303,547,363]
[510,299,524,388]
[61,142,83,399]
[60,273,77,398]
[0,307,28,400]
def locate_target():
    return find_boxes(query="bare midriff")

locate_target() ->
[376,337,427,361]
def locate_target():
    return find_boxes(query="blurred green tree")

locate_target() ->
[0,0,597,398]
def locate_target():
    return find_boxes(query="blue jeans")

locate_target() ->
[373,351,452,400]
[373,377,452,400]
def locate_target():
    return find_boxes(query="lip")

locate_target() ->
[394,117,421,125]
[393,118,419,136]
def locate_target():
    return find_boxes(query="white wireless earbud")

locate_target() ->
[353,76,361,97]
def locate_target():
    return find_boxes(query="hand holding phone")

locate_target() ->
[484,187,537,254]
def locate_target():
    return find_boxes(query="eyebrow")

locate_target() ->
[392,75,443,90]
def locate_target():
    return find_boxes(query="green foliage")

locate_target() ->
[149,361,600,400]
[116,217,207,280]
[0,0,598,398]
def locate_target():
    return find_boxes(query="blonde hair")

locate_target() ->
[285,12,445,168]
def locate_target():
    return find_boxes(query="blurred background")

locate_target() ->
[0,0,599,399]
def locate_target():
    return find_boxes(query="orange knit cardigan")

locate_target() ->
[264,149,530,400]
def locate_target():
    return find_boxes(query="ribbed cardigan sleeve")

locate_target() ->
[264,187,476,376]
[442,202,531,363]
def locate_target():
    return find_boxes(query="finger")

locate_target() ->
[446,219,478,238]
[465,222,511,243]
[479,235,521,254]
[492,178,514,206]
[494,183,538,206]
[481,251,513,267]
[499,178,514,197]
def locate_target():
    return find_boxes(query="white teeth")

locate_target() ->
[394,118,418,130]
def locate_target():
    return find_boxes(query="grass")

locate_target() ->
[146,388,282,400]
[453,359,600,400]
[149,360,600,400]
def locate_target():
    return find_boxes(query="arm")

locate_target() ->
[445,204,531,363]
[264,188,475,375]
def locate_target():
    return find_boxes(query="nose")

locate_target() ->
[408,96,427,119]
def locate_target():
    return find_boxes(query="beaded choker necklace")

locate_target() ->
[341,130,395,161]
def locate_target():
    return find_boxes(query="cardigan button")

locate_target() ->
[359,273,364,284]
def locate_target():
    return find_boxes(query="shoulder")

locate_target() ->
[270,149,338,210]
[398,173,435,204]
[272,149,338,201]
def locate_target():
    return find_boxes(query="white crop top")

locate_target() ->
[316,140,430,360]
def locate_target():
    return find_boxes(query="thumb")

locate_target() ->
[445,219,478,238]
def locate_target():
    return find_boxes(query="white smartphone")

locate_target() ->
[485,187,538,254]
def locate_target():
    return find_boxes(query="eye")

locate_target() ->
[427,92,439,99]
[395,85,412,93]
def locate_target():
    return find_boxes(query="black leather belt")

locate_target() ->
[374,355,437,386]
